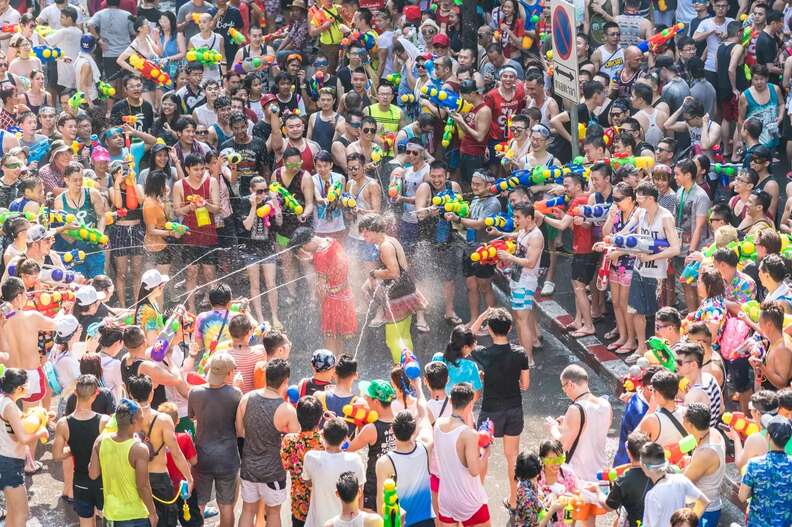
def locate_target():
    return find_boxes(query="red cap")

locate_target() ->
[260,94,277,106]
[431,34,450,47]
[404,5,421,23]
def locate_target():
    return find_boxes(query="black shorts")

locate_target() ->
[478,406,524,437]
[102,57,122,80]
[147,246,172,265]
[181,244,218,266]
[73,477,103,518]
[571,253,597,284]
[462,247,496,279]
[459,153,485,187]
[725,356,753,393]
[109,223,145,257]
[244,239,276,266]
[150,472,178,527]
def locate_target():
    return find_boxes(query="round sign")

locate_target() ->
[552,5,573,61]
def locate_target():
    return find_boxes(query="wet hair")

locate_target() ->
[358,213,386,233]
[0,368,27,394]
[183,153,204,168]
[262,329,288,356]
[228,314,253,339]
[122,325,146,349]
[98,321,124,348]
[127,375,153,403]
[743,118,762,140]
[486,308,512,336]
[424,361,449,390]
[687,321,712,341]
[651,370,680,401]
[444,325,475,366]
[639,441,666,466]
[673,342,704,368]
[699,268,725,298]
[449,382,475,409]
[756,230,782,255]
[282,147,302,162]
[713,247,739,267]
[538,438,564,457]
[322,416,349,446]
[1,276,25,302]
[751,190,771,214]
[759,300,785,331]
[777,388,792,412]
[208,284,232,307]
[582,80,604,100]
[514,451,542,481]
[335,354,357,380]
[560,364,589,385]
[759,254,789,282]
[670,509,699,527]
[392,410,416,441]
[336,471,360,503]
[626,430,649,460]
[144,169,168,198]
[684,402,711,432]
[266,358,290,389]
[79,353,103,380]
[296,395,324,431]
[74,373,100,400]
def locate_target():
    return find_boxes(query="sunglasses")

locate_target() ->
[406,150,421,156]
[196,130,209,135]
[543,454,566,465]
[416,63,426,68]
[4,162,21,169]
[349,121,362,128]
[362,128,376,134]
[255,189,267,194]
[511,127,526,133]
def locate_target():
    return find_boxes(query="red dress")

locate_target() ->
[313,239,357,337]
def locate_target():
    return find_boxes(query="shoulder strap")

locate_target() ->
[566,402,586,461]
[658,407,688,438]
[384,451,398,481]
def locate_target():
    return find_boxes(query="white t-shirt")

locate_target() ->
[302,450,366,527]
[47,26,83,89]
[0,6,20,53]
[100,353,124,402]
[37,4,84,30]
[694,17,734,72]
[642,473,706,527]
[188,33,223,82]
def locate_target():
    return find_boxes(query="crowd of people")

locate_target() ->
[0,0,791,526]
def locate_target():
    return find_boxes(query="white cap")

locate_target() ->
[141,269,170,289]
[75,285,104,306]
[55,314,80,339]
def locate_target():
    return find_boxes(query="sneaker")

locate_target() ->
[203,506,219,519]
[540,281,555,296]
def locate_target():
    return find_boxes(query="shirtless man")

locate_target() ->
[752,301,792,391]
[127,375,194,526]
[120,325,186,412]
[346,115,379,166]
[344,152,382,288]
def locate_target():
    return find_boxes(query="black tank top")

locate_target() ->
[121,357,167,409]
[311,113,339,153]
[365,419,395,488]
[67,414,101,481]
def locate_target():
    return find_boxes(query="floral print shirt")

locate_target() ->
[743,450,792,527]
[281,430,323,521]
[513,479,544,527]
[726,271,756,304]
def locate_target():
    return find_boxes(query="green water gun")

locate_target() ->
[270,182,304,215]
[383,478,401,527]
[647,336,676,372]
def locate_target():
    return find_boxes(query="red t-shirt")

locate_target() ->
[166,432,197,488]
[568,195,593,253]
[484,84,526,141]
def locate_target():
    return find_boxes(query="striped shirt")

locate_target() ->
[692,373,723,427]
[227,345,266,394]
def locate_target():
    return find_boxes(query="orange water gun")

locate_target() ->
[308,5,331,28]
[187,195,206,207]
[343,400,378,428]
[262,27,287,43]
[664,434,697,468]
[26,290,75,318]
[22,407,49,443]
[1,23,19,33]
[379,132,396,157]
[128,54,171,88]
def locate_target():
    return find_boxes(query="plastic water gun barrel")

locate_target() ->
[270,182,304,215]
[646,336,677,371]
[97,81,116,99]
[484,215,514,232]
[664,434,697,467]
[343,400,379,427]
[637,22,685,53]
[228,27,246,45]
[383,478,401,527]
[33,45,62,62]
[164,221,190,235]
[612,234,670,254]
[477,418,494,448]
[400,348,420,379]
[419,85,473,113]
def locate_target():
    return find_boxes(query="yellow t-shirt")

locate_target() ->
[318,6,344,45]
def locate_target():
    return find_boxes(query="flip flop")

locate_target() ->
[444,314,463,326]
[368,319,386,328]
[203,506,219,519]
[604,329,619,340]
[607,342,625,351]
[564,323,581,332]
[616,344,637,354]
[415,323,430,333]
[570,329,595,338]
[24,460,42,475]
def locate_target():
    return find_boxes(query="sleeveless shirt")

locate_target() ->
[567,396,611,482]
[634,206,671,278]
[365,420,395,491]
[312,113,340,153]
[67,414,102,482]
[433,423,488,520]
[385,444,435,526]
[615,14,643,48]
[99,437,149,521]
[596,45,625,80]
[241,393,287,483]
[180,176,218,247]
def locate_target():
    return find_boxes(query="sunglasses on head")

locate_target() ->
[349,121,362,128]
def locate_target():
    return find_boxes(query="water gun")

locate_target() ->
[431,189,461,209]
[0,23,18,33]
[262,27,287,44]
[722,411,760,441]
[387,177,402,201]
[178,480,190,521]
[713,162,741,189]
[326,180,343,204]
[400,94,416,105]
[232,55,275,74]
[224,151,241,165]
[477,418,494,448]
[370,144,385,164]
[495,142,516,167]
[28,140,50,164]
[39,267,80,286]
[164,221,190,236]
[61,249,86,266]
[343,400,378,427]
[128,54,171,87]
[596,463,630,483]
[66,225,109,246]
[186,47,222,66]
[68,91,86,110]
[123,151,140,210]
[646,336,676,372]
[736,236,757,266]
[342,30,376,50]
[622,363,645,392]
[0,208,37,224]
[306,70,326,100]
[22,407,49,444]
[443,199,470,218]
[740,26,756,47]
[383,478,401,527]
[190,12,203,24]
[308,5,331,28]
[679,260,701,285]
[103,208,128,226]
[419,85,473,113]
[470,239,517,264]
[340,192,357,209]
[33,45,63,62]
[571,203,611,223]
[286,384,300,405]
[400,348,420,379]
[35,24,54,38]
[379,132,396,157]
[441,117,455,148]
[664,434,696,467]
[270,182,305,215]
[228,27,246,45]
[255,202,276,227]
[604,156,654,170]
[150,306,186,361]
[636,23,685,53]
[611,234,670,254]
[385,72,401,87]
[534,194,569,215]
[484,215,515,232]
[97,81,116,100]
[558,496,608,522]
[27,290,75,317]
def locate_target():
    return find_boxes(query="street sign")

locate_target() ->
[551,0,579,104]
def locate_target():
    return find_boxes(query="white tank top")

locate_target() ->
[386,444,435,526]
[331,513,365,527]
[634,206,672,279]
[433,422,488,521]
[347,178,373,241]
[654,406,688,447]
[511,227,543,287]
[312,172,346,234]
[402,164,430,225]
[697,435,726,511]
[596,45,625,80]
[567,396,611,482]
[0,397,26,459]
[643,109,664,147]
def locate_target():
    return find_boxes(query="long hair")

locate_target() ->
[444,325,475,367]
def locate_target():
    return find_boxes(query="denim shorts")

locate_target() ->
[0,454,24,490]
[628,273,659,316]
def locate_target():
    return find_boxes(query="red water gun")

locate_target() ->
[343,400,379,428]
[469,239,517,265]
[596,463,630,482]
[128,54,171,87]
[478,418,494,448]
[622,364,644,392]
[187,195,206,207]
[103,208,128,226]
[1,23,18,33]
[262,27,287,43]
[534,194,569,215]
[26,290,75,317]
[308,5,330,28]
[721,412,760,441]
[637,23,685,53]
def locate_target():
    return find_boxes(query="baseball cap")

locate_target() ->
[311,349,336,372]
[26,224,55,244]
[766,415,792,447]
[404,5,421,23]
[751,145,772,161]
[91,145,110,162]
[261,93,277,107]
[75,285,105,306]
[206,352,236,385]
[141,269,170,289]
[80,34,96,52]
[55,314,80,340]
[431,34,450,48]
[366,379,396,403]
[460,78,477,94]
[151,143,169,156]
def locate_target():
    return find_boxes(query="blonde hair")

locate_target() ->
[714,225,738,248]
[157,401,179,425]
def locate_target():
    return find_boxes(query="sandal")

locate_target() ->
[570,328,595,338]
[616,344,637,354]
[24,460,42,475]
[604,329,619,340]
[415,322,430,333]
[61,495,74,504]
[444,314,463,326]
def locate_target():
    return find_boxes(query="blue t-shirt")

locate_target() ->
[440,357,482,394]
[613,393,649,466]
[743,450,792,527]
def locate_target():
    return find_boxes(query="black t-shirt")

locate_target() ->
[137,6,162,23]
[65,387,116,416]
[219,136,269,192]
[0,177,19,209]
[605,467,653,527]
[214,7,244,70]
[111,99,155,134]
[755,32,778,72]
[76,303,113,340]
[471,343,530,412]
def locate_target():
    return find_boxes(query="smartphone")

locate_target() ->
[0,301,15,319]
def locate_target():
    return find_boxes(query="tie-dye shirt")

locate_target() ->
[194,309,232,352]
[726,271,756,304]
[743,450,792,527]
